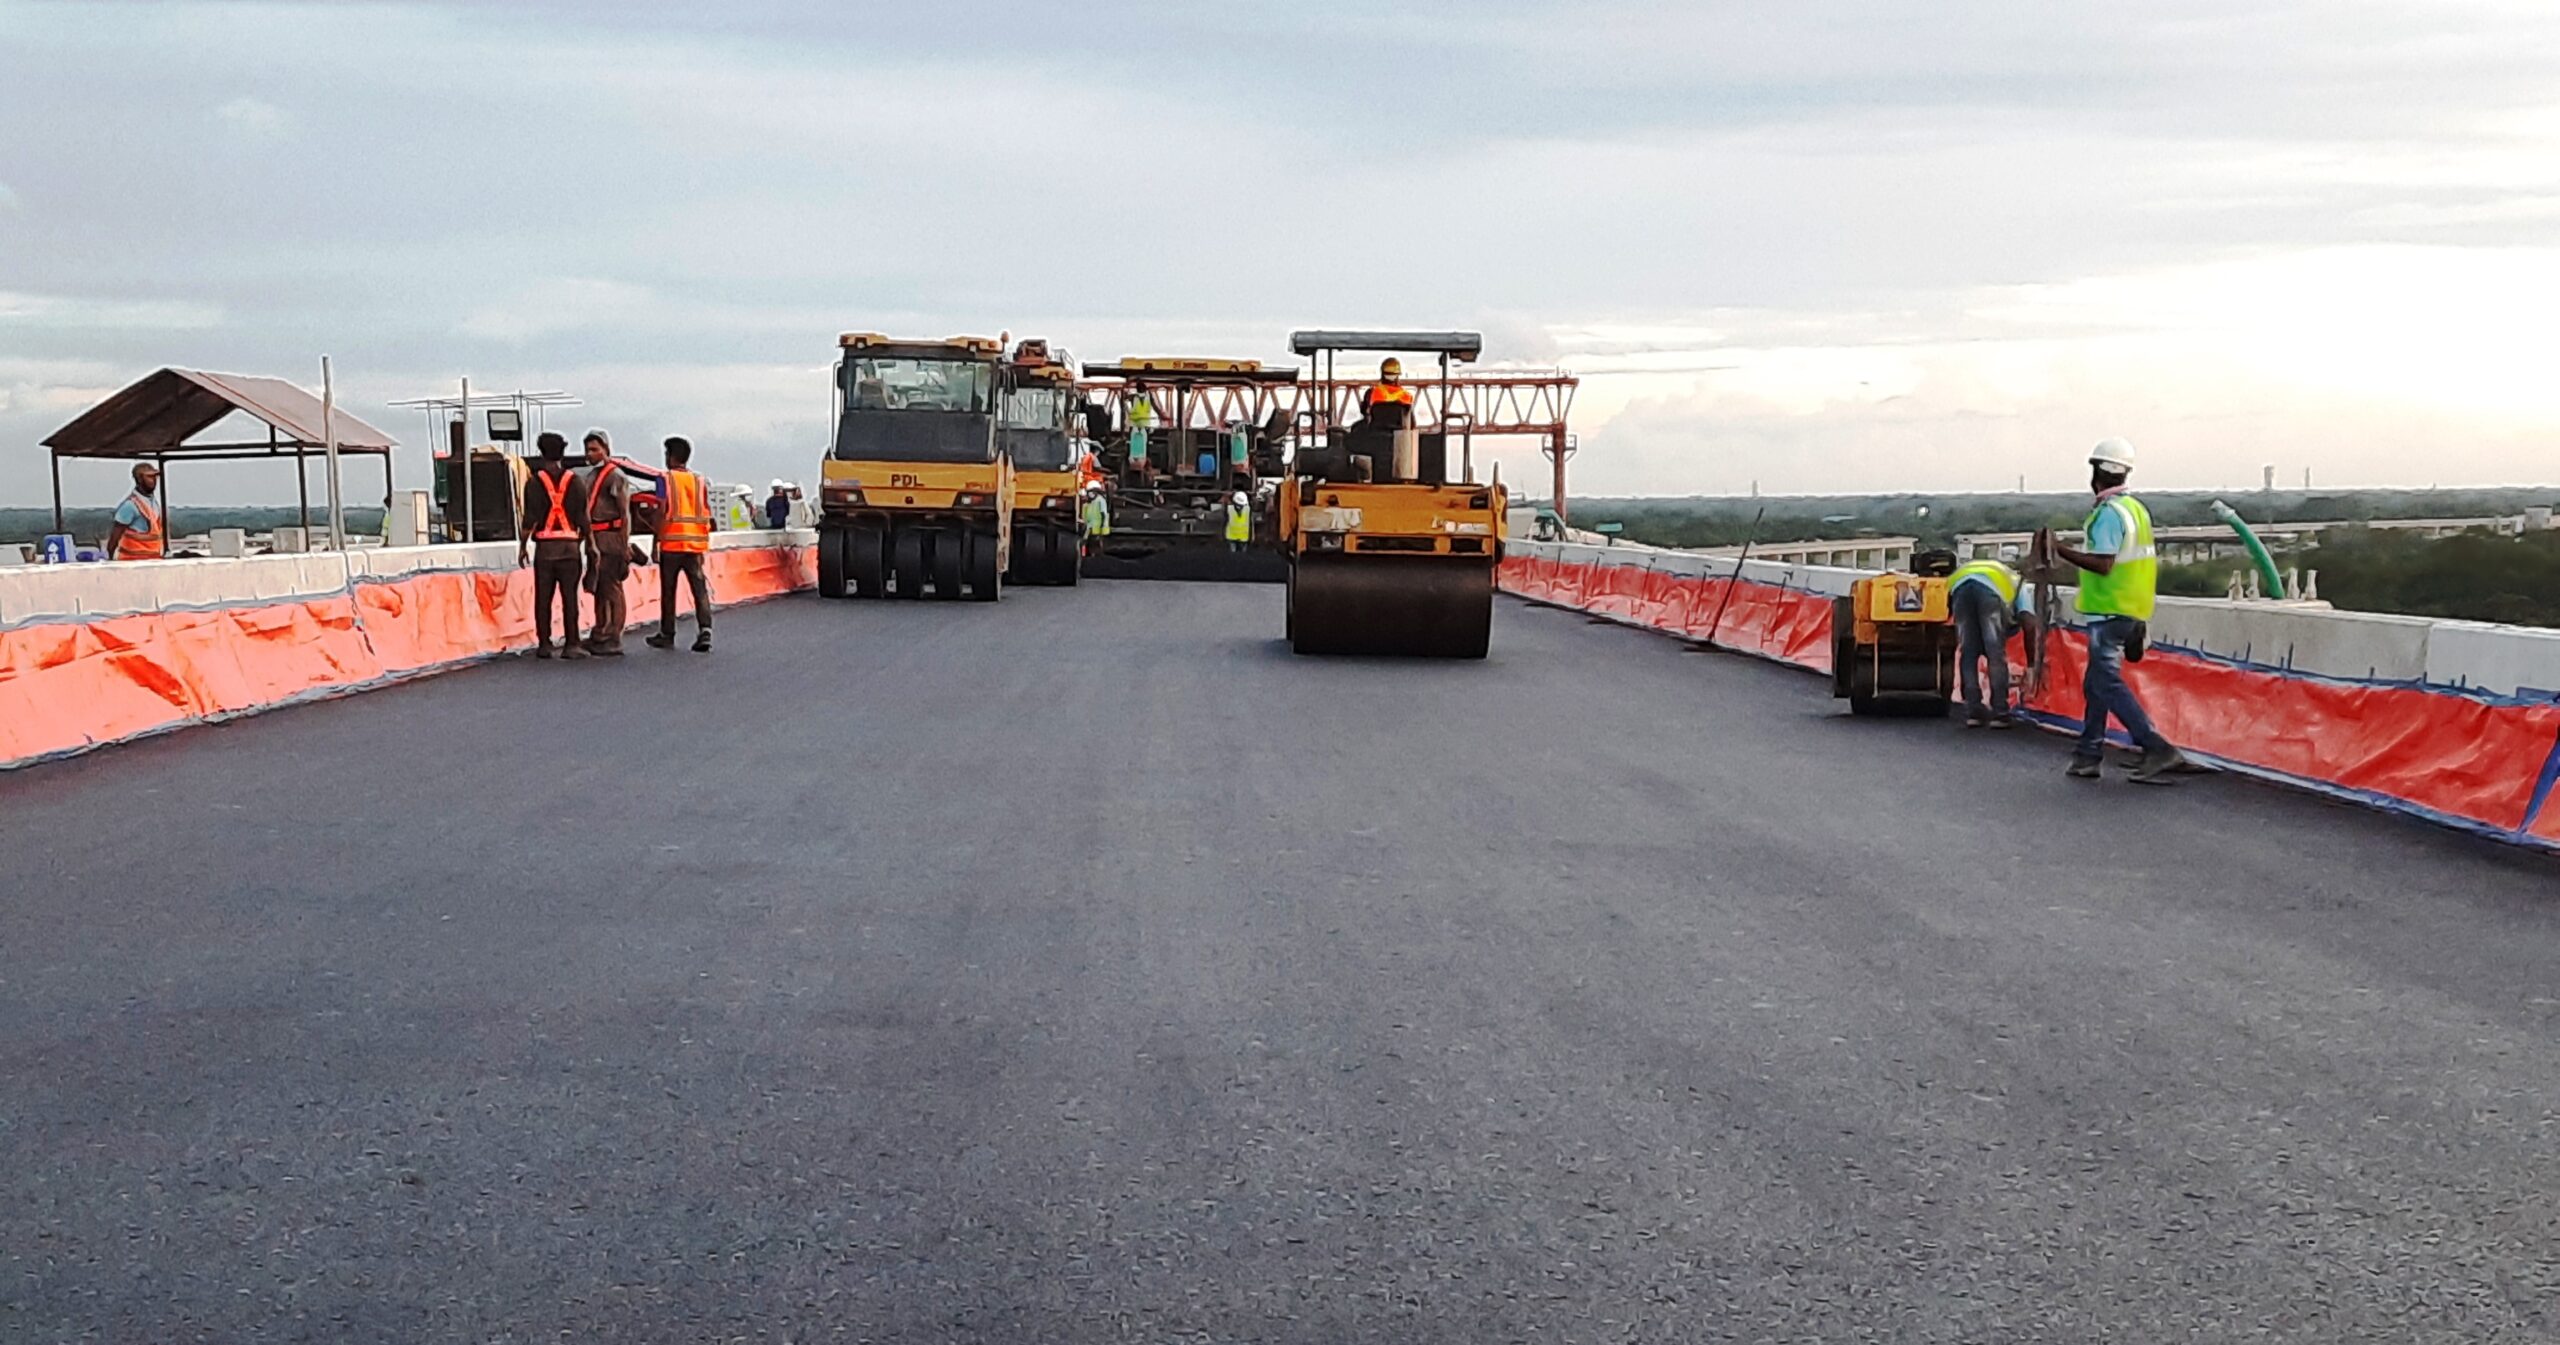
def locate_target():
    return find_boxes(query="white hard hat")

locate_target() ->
[770,479,788,490]
[1232,491,1248,505]
[2089,438,2136,472]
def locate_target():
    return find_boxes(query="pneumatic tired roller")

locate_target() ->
[1278,330,1504,658]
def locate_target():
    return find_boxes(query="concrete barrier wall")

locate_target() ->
[1501,538,2560,851]
[1,530,817,769]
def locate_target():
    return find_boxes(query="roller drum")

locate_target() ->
[1287,552,1493,658]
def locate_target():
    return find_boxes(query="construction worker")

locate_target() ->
[1361,357,1416,432]
[1081,481,1111,550]
[1126,385,1154,480]
[1948,556,2032,727]
[103,462,165,561]
[764,480,792,530]
[577,430,642,656]
[518,432,587,660]
[1224,488,1252,552]
[2046,438,2193,783]
[646,437,715,653]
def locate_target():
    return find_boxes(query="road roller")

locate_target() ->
[1278,330,1504,658]
[999,339,1085,587]
[816,332,1014,602]
[1830,551,1961,714]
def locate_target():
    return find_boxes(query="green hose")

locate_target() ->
[2210,500,2285,599]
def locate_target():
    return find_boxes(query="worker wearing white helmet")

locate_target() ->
[763,479,794,530]
[1225,487,1253,552]
[2041,438,2193,783]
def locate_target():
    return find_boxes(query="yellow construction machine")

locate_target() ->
[1278,330,1504,658]
[999,338,1084,586]
[1829,551,1960,714]
[817,333,1013,601]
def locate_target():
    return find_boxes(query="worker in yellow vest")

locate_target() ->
[644,436,715,653]
[1947,556,2032,727]
[2048,438,2191,783]
[1224,489,1252,552]
[104,462,165,561]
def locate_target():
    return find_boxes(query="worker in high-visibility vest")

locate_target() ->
[1947,557,2033,728]
[577,430,640,656]
[1224,489,1252,552]
[517,432,587,659]
[1081,482,1110,548]
[1361,357,1416,432]
[103,462,165,561]
[2046,438,2192,783]
[645,436,715,653]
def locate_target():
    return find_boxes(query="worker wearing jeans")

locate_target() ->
[2049,437,2191,783]
[2077,615,2171,764]
[1947,559,2029,726]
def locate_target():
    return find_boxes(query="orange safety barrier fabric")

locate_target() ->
[0,542,814,768]
[1501,556,1834,672]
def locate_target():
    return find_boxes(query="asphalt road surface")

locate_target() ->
[5,585,2559,1342]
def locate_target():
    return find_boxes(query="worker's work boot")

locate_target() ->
[691,631,712,654]
[645,633,676,650]
[562,644,589,661]
[2129,746,2191,786]
[1964,709,1989,728]
[2066,758,2101,779]
[534,643,554,660]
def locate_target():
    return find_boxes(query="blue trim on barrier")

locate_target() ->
[0,559,525,635]
[2520,725,2560,834]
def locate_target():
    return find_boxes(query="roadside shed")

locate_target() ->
[40,367,399,537]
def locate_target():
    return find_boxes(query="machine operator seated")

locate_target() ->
[1360,357,1415,432]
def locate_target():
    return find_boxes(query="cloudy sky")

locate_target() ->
[5,0,2558,507]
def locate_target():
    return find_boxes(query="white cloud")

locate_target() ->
[0,291,223,330]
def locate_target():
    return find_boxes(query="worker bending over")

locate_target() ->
[1361,358,1415,432]
[2045,438,2193,783]
[578,430,642,656]
[646,436,714,653]
[103,462,164,561]
[518,431,587,659]
[1948,556,2033,727]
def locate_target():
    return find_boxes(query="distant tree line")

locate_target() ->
[1572,488,2560,553]
[3,507,385,548]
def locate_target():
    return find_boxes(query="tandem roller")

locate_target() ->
[1277,329,1507,660]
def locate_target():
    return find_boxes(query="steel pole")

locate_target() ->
[458,375,472,543]
[322,355,345,549]
[1549,429,1568,523]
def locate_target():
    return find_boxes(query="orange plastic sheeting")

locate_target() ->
[0,596,381,763]
[1,543,816,768]
[2024,633,2560,835]
[1502,558,1832,671]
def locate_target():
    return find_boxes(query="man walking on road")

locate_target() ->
[518,432,587,660]
[2045,438,2193,783]
[646,437,714,653]
[578,430,640,656]
[1948,555,2032,727]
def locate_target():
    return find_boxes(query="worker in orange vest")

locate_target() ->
[645,436,715,653]
[103,462,165,561]
[1361,357,1416,432]
[577,430,642,656]
[517,431,587,659]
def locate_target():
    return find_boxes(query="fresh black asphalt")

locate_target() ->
[4,585,2558,1342]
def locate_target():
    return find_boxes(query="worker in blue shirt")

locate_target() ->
[1946,556,2034,726]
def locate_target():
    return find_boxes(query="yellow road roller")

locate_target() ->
[1278,330,1504,658]
[1830,553,1960,714]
